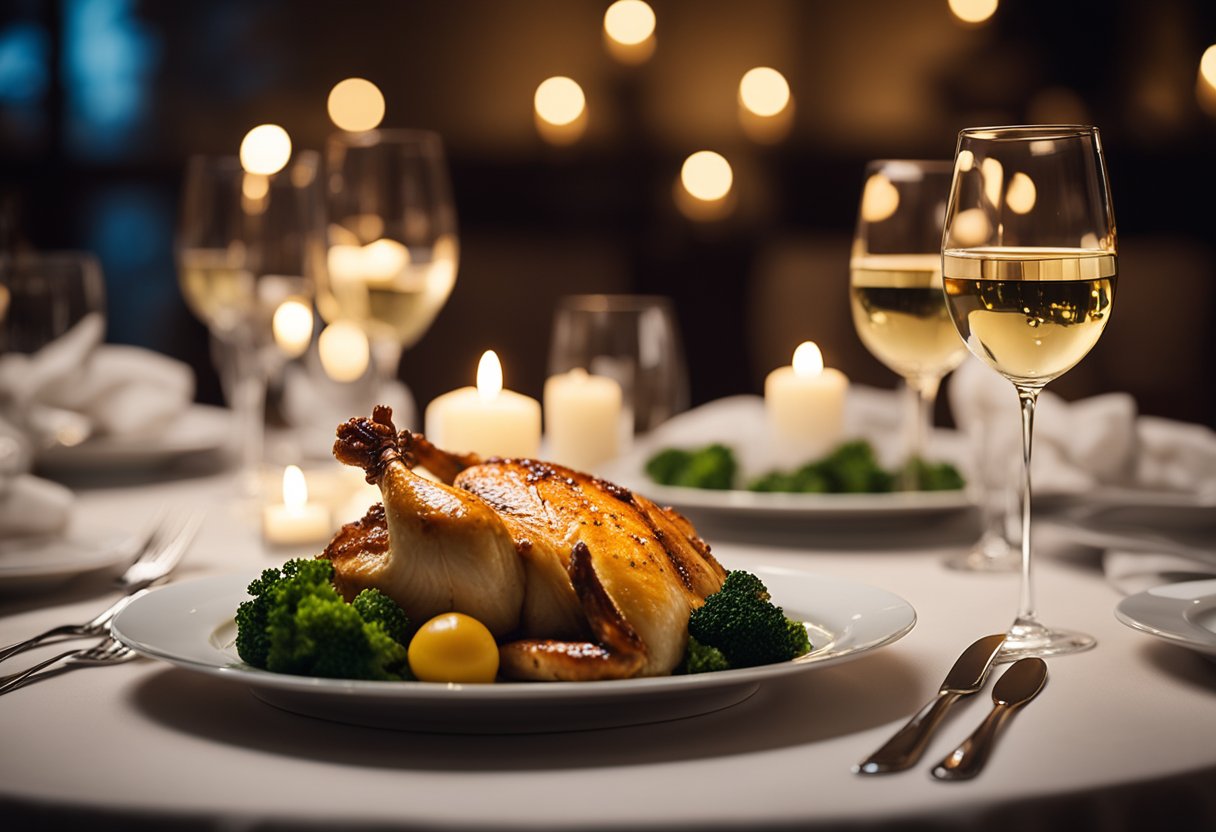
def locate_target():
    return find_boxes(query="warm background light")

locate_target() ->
[1005,172,1037,215]
[1201,44,1216,89]
[680,151,733,202]
[859,173,900,222]
[739,67,791,117]
[327,77,386,132]
[603,0,655,46]
[239,124,292,175]
[318,320,370,382]
[534,76,586,126]
[948,0,998,25]
[272,298,314,359]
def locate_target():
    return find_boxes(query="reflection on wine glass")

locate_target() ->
[321,129,458,426]
[849,160,968,486]
[0,252,106,447]
[177,152,324,494]
[942,125,1117,659]
[548,294,689,438]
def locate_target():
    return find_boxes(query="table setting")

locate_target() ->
[4,23,1216,831]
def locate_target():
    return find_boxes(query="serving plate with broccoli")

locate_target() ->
[110,564,915,733]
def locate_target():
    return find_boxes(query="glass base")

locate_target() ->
[944,533,1020,572]
[998,618,1097,661]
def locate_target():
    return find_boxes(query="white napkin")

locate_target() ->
[0,473,74,539]
[0,313,195,441]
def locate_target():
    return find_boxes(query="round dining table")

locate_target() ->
[2,459,1214,832]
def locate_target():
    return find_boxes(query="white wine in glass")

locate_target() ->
[322,130,458,410]
[850,160,968,483]
[942,125,1117,659]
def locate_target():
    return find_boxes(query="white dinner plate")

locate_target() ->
[630,480,972,521]
[0,524,134,592]
[37,404,231,471]
[1115,579,1216,657]
[112,565,916,733]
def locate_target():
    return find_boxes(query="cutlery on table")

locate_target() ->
[854,633,1006,775]
[931,657,1048,781]
[0,510,201,664]
[0,637,137,695]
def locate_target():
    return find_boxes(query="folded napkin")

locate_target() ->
[0,313,195,442]
[0,473,74,539]
[947,356,1215,497]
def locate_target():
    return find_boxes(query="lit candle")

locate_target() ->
[424,351,542,458]
[544,368,623,472]
[263,465,333,546]
[764,341,849,454]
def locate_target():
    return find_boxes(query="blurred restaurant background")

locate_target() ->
[1,0,1214,431]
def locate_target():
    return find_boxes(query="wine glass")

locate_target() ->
[941,125,1117,659]
[177,151,324,494]
[547,294,689,438]
[321,129,458,426]
[849,160,969,485]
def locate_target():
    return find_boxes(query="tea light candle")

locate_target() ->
[765,341,849,453]
[425,350,541,458]
[263,465,332,546]
[544,368,623,471]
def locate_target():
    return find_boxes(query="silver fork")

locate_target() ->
[0,637,137,695]
[0,509,201,664]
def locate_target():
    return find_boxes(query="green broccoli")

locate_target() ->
[235,558,410,681]
[901,457,966,491]
[686,570,811,669]
[645,443,738,490]
[678,636,730,674]
[818,440,893,493]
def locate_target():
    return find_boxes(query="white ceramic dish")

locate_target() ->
[631,480,971,521]
[0,525,133,591]
[38,405,231,471]
[112,565,916,733]
[1115,578,1216,657]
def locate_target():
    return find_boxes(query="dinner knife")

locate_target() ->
[853,633,1006,775]
[931,657,1048,781]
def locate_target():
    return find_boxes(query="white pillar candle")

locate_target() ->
[543,368,623,472]
[424,350,542,458]
[263,465,332,546]
[764,341,849,455]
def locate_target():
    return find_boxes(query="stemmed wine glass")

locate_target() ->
[849,160,969,484]
[321,129,458,426]
[177,151,324,494]
[941,125,1117,659]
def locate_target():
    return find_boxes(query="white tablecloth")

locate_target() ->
[2,466,1215,831]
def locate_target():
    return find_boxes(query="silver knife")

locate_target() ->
[854,633,1006,775]
[931,657,1048,781]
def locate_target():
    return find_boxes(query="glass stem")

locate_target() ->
[230,344,267,497]
[901,375,940,489]
[1014,384,1040,628]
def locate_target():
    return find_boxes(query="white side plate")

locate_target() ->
[1115,578,1216,657]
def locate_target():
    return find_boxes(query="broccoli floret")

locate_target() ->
[234,558,411,681]
[678,636,731,674]
[902,457,966,491]
[819,440,892,493]
[687,570,811,668]
[645,444,738,490]
[353,588,411,646]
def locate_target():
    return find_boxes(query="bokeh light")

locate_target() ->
[1005,172,1037,215]
[1202,45,1216,89]
[272,298,314,359]
[948,0,998,25]
[739,67,791,117]
[327,77,385,132]
[680,151,733,202]
[318,320,370,382]
[239,124,292,175]
[860,173,900,223]
[603,1,656,46]
[534,76,585,126]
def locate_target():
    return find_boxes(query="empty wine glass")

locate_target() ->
[548,294,689,439]
[321,129,458,424]
[942,125,1117,659]
[849,160,969,487]
[177,151,324,494]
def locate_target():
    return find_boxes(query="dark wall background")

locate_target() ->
[2,0,1214,428]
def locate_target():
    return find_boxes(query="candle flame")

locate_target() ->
[792,341,824,378]
[283,464,308,509]
[477,350,503,402]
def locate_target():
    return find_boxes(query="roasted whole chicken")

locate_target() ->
[326,406,727,681]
